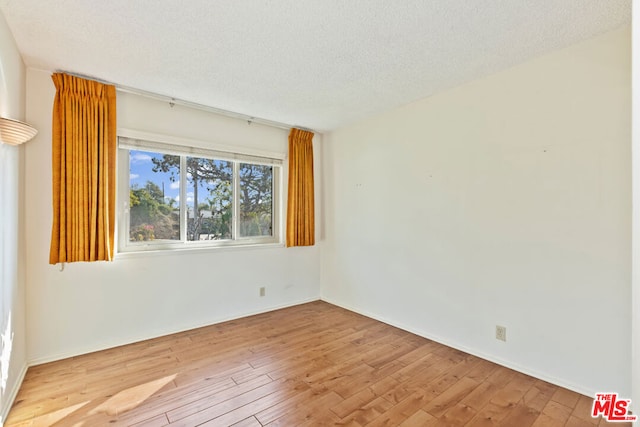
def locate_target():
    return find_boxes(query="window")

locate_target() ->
[118,136,281,252]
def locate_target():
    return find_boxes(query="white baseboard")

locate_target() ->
[0,362,28,427]
[321,296,594,398]
[29,296,321,366]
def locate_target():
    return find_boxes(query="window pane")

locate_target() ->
[239,164,273,237]
[186,157,233,241]
[129,150,180,241]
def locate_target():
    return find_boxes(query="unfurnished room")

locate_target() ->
[0,1,638,426]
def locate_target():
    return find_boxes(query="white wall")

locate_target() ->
[632,0,639,410]
[24,68,322,363]
[322,27,631,396]
[0,10,28,425]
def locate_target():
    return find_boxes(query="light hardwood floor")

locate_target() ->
[5,301,631,426]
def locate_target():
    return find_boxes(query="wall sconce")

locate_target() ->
[0,117,38,145]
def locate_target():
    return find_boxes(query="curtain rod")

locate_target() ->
[57,70,317,134]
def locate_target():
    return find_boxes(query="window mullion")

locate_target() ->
[232,161,239,240]
[180,155,187,243]
[272,166,279,239]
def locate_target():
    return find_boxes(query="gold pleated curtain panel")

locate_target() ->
[286,128,315,247]
[49,73,117,264]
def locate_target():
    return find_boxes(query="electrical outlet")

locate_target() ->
[496,325,506,342]
[259,287,266,297]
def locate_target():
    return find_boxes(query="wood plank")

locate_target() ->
[543,400,573,422]
[116,376,240,425]
[397,409,438,426]
[200,382,325,427]
[342,396,395,426]
[423,376,479,417]
[438,403,477,426]
[365,390,432,427]
[331,387,378,419]
[488,373,536,409]
[531,413,566,427]
[565,415,600,427]
[230,416,262,427]
[130,413,170,427]
[465,402,514,427]
[521,381,556,412]
[263,390,343,426]
[498,402,540,427]
[166,375,286,423]
[254,385,330,425]
[572,395,599,425]
[461,381,501,411]
[551,387,581,409]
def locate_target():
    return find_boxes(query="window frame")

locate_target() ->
[117,130,283,253]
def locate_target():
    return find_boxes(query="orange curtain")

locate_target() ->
[286,128,315,247]
[49,73,117,264]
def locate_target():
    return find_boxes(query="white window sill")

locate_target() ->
[115,241,285,259]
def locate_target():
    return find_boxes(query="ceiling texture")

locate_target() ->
[0,0,631,132]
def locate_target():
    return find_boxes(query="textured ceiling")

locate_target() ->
[0,0,631,132]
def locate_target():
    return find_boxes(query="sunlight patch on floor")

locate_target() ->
[29,401,90,427]
[90,374,177,416]
[1,315,13,393]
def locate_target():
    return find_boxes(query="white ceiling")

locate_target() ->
[0,0,631,132]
